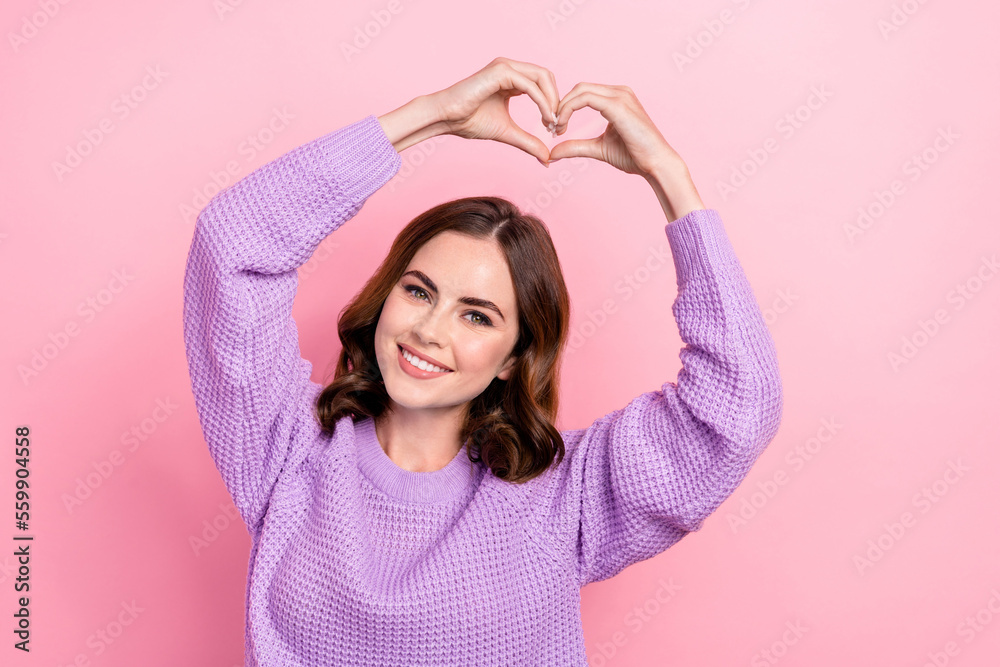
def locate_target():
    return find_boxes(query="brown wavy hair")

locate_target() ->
[314,195,570,484]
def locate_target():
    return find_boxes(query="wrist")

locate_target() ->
[377,95,449,153]
[644,156,690,186]
[645,162,706,223]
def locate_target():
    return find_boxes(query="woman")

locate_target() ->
[183,57,783,666]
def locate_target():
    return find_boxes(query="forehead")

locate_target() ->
[407,231,515,300]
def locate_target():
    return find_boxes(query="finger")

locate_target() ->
[494,64,557,127]
[547,137,603,162]
[556,82,625,112]
[495,123,551,164]
[555,85,620,130]
[503,60,561,126]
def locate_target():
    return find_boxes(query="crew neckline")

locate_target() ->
[354,416,479,503]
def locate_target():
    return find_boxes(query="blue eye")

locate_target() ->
[402,284,493,327]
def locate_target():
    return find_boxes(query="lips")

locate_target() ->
[397,343,453,372]
[396,345,452,380]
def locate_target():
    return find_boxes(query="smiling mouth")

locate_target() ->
[398,345,454,373]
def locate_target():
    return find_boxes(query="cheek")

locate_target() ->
[374,301,402,360]
[454,335,509,373]
[376,297,409,335]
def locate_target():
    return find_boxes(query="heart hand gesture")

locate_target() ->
[429,57,561,166]
[548,83,684,179]
[381,58,704,219]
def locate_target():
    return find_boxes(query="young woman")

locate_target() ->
[183,57,783,666]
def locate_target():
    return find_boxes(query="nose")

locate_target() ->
[411,304,449,348]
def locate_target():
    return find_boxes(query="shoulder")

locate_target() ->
[290,401,355,482]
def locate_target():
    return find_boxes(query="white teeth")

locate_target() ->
[401,348,449,373]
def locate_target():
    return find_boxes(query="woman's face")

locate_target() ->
[373,231,519,419]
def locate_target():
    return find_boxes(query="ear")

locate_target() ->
[497,354,518,382]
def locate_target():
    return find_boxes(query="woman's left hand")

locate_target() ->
[547,83,683,178]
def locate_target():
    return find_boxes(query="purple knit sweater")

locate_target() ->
[182,114,783,666]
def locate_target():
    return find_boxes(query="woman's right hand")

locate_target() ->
[428,57,562,166]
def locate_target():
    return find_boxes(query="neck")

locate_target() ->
[373,402,468,473]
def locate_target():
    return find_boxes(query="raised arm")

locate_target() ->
[552,207,783,587]
[182,115,401,533]
[534,84,783,586]
[181,57,584,535]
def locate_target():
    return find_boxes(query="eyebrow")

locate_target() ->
[400,270,506,322]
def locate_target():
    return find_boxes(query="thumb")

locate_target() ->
[497,126,550,164]
[548,138,603,162]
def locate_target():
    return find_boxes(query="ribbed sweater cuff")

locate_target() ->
[314,113,402,206]
[663,208,735,285]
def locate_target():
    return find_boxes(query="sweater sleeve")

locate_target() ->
[549,208,783,588]
[181,114,401,533]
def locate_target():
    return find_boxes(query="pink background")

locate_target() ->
[3,0,1000,665]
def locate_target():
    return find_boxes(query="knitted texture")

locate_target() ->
[182,114,784,666]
